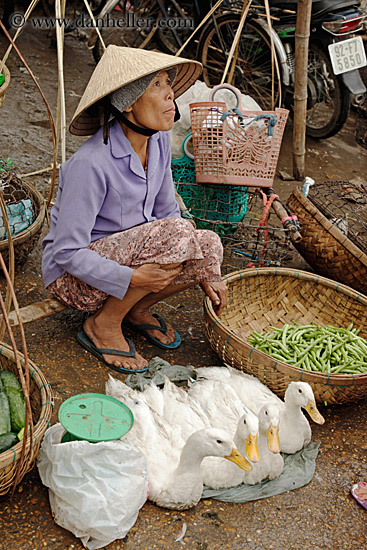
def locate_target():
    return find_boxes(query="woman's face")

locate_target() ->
[125,70,176,131]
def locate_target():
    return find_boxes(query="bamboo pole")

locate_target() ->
[221,0,253,85]
[55,0,66,164]
[292,0,312,180]
[226,0,249,86]
[263,0,281,109]
[83,0,106,52]
[0,21,58,208]
[175,0,225,57]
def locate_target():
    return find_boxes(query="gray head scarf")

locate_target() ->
[110,67,178,113]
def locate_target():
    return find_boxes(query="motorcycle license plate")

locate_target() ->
[328,36,367,75]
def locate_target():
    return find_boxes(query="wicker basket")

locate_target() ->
[287,185,367,295]
[0,65,10,108]
[0,343,53,495]
[0,173,46,270]
[204,267,367,405]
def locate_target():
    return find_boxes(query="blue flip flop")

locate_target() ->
[76,329,149,374]
[123,313,181,350]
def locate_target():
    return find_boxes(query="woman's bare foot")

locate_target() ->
[84,315,148,371]
[126,307,177,346]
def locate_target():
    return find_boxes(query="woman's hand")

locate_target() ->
[200,281,228,316]
[130,263,182,293]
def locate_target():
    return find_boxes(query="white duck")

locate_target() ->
[143,377,260,489]
[188,377,248,433]
[143,377,213,444]
[200,409,260,489]
[242,403,284,485]
[147,377,260,460]
[194,366,325,454]
[106,376,250,509]
[136,377,260,475]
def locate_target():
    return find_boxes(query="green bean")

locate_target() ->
[248,322,367,375]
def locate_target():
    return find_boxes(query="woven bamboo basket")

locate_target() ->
[287,185,367,295]
[204,267,367,405]
[0,343,53,495]
[0,173,46,270]
[0,64,10,108]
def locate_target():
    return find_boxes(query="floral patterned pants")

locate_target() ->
[48,217,223,313]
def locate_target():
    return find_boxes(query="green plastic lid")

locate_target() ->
[58,393,134,443]
[0,74,4,87]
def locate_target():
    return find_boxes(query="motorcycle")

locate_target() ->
[197,0,367,139]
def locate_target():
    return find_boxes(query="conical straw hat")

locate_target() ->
[70,45,202,136]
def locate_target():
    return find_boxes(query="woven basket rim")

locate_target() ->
[0,181,46,251]
[0,65,11,97]
[0,343,53,470]
[292,187,367,268]
[204,267,367,387]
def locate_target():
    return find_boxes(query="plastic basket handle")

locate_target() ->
[209,84,242,111]
[182,133,194,160]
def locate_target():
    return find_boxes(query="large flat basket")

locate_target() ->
[204,267,367,405]
[189,102,288,187]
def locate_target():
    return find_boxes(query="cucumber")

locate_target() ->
[0,432,18,453]
[0,371,25,433]
[0,370,22,391]
[0,391,11,435]
[5,388,25,432]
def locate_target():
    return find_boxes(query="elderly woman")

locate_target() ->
[42,46,227,374]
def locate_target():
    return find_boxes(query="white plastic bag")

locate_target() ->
[37,424,148,550]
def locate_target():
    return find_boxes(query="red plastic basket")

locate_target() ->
[189,84,288,187]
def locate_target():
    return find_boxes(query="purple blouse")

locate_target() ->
[42,120,180,299]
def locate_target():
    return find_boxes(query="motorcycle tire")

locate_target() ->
[305,42,350,139]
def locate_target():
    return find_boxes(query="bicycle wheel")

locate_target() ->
[93,0,161,63]
[197,14,282,110]
[156,0,195,55]
[305,42,350,139]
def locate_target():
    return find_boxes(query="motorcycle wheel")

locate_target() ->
[93,0,161,63]
[305,42,350,139]
[197,14,282,110]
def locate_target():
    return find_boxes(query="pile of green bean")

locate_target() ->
[248,323,367,374]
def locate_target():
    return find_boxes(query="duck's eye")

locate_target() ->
[298,389,303,393]
[216,439,223,444]
[265,410,268,415]
[243,419,247,424]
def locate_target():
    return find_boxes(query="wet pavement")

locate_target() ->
[0,11,367,550]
